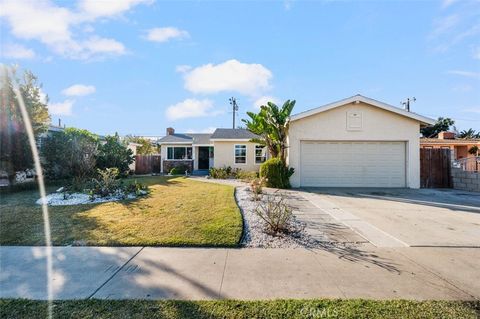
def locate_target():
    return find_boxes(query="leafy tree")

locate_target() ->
[243,100,296,164]
[42,128,99,181]
[421,117,455,138]
[0,65,50,178]
[458,129,480,139]
[97,133,134,176]
[469,145,479,155]
[124,136,156,155]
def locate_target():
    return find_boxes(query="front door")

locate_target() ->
[198,147,210,170]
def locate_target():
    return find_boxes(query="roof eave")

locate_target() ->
[290,95,436,126]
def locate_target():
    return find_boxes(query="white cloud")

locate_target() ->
[431,14,460,38]
[49,100,74,116]
[78,0,153,19]
[0,0,147,60]
[39,88,48,104]
[82,36,126,55]
[145,27,189,43]
[2,43,35,59]
[429,2,480,53]
[284,0,294,10]
[183,59,273,97]
[176,65,192,73]
[442,0,458,9]
[253,96,279,109]
[166,99,216,121]
[447,70,480,78]
[62,84,96,97]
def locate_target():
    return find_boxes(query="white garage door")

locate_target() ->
[300,141,406,187]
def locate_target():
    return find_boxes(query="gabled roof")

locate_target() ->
[210,128,259,140]
[157,133,212,145]
[290,94,435,126]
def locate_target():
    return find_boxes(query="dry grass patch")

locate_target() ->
[0,177,242,246]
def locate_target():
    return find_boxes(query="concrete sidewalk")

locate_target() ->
[1,245,478,300]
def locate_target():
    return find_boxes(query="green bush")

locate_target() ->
[209,166,241,179]
[170,165,188,175]
[259,158,294,189]
[96,134,134,177]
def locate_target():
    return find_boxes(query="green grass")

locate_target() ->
[0,299,478,319]
[0,176,242,247]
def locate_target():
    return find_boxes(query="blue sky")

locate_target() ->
[1,0,479,136]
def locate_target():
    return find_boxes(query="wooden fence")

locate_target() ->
[420,148,452,188]
[135,155,161,174]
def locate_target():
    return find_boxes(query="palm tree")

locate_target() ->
[243,100,295,164]
[458,129,480,139]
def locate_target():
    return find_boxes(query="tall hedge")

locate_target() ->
[259,158,294,189]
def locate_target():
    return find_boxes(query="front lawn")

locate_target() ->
[0,177,242,246]
[0,299,478,319]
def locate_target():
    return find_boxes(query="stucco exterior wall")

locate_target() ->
[213,141,263,172]
[287,102,421,188]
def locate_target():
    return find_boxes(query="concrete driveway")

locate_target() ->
[301,188,480,247]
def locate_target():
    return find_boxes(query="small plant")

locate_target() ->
[123,180,148,196]
[209,166,242,179]
[91,168,120,197]
[250,177,266,201]
[254,193,293,235]
[170,165,188,175]
[237,170,258,182]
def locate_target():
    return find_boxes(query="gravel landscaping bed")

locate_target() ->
[236,186,320,248]
[36,192,143,206]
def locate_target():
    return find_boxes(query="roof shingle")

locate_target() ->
[210,128,259,140]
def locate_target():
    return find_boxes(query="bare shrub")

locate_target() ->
[254,193,293,235]
[249,177,266,201]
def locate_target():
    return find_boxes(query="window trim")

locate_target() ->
[234,144,247,165]
[166,146,193,160]
[255,145,267,164]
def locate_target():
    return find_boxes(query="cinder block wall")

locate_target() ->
[452,168,480,192]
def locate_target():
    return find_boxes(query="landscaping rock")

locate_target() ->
[36,192,139,206]
[235,186,319,248]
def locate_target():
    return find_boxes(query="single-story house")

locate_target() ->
[420,131,480,160]
[159,94,435,188]
[157,128,268,174]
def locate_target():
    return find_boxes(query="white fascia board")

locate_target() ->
[210,138,253,142]
[290,95,436,126]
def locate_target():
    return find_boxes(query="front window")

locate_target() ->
[255,145,266,164]
[234,145,247,164]
[167,147,192,160]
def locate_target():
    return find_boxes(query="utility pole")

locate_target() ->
[401,97,416,112]
[229,97,239,129]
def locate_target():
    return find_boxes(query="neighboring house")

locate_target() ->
[420,131,480,160]
[157,128,267,173]
[287,95,434,188]
[127,142,141,172]
[158,95,434,188]
[38,124,141,172]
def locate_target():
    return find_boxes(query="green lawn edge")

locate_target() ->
[1,299,479,319]
[0,176,243,247]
